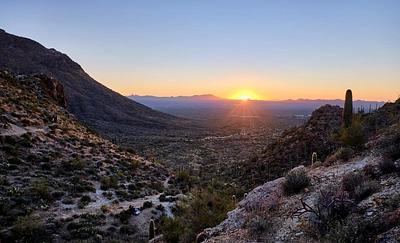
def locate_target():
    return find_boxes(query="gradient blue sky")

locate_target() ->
[1,0,399,100]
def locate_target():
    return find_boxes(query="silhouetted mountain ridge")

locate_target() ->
[129,94,385,115]
[0,29,183,138]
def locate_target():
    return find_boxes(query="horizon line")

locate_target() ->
[128,94,389,103]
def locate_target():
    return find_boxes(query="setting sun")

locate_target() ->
[230,90,261,101]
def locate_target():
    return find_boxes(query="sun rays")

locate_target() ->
[229,90,261,101]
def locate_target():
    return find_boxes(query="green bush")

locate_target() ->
[64,158,86,170]
[247,215,271,235]
[283,167,311,195]
[79,195,92,208]
[142,201,153,209]
[118,209,132,224]
[353,180,380,202]
[160,184,236,242]
[342,172,364,193]
[339,117,366,148]
[31,179,52,201]
[12,215,50,242]
[161,216,185,243]
[325,147,354,165]
[100,176,119,190]
[334,147,354,161]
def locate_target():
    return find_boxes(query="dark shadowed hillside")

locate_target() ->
[241,105,343,187]
[0,29,186,140]
[0,71,178,242]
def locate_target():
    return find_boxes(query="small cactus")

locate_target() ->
[311,152,317,166]
[343,89,353,127]
[149,219,155,240]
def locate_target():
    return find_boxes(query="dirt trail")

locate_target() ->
[53,177,175,220]
[0,123,27,136]
[0,123,50,136]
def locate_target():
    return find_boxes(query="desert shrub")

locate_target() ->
[100,205,109,213]
[150,181,164,193]
[142,201,153,209]
[378,159,396,174]
[339,118,366,149]
[324,147,354,165]
[161,216,185,243]
[12,215,50,242]
[342,172,364,193]
[66,214,105,238]
[295,185,354,235]
[384,144,400,161]
[0,176,9,186]
[78,195,92,208]
[283,167,310,195]
[334,147,354,162]
[118,146,136,154]
[172,169,198,193]
[176,170,194,186]
[325,209,400,243]
[0,198,10,215]
[118,209,132,224]
[121,159,140,171]
[160,182,237,243]
[247,215,271,235]
[382,193,400,211]
[100,176,119,190]
[65,158,86,170]
[119,224,138,235]
[18,133,33,148]
[31,179,52,201]
[316,186,353,223]
[70,177,95,193]
[156,204,165,211]
[353,180,380,202]
[363,163,379,179]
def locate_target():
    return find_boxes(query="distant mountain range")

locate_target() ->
[0,29,184,139]
[129,94,385,113]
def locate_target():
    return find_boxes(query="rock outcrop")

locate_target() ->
[243,104,343,187]
[201,154,400,242]
[35,74,67,107]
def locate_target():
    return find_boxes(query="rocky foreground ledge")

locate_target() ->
[200,152,400,242]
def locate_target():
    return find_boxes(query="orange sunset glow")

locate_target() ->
[229,90,262,101]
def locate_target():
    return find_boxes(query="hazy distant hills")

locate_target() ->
[0,29,183,138]
[129,94,385,117]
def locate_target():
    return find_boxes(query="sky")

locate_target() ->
[1,0,399,101]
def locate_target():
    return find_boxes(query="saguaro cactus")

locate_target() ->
[149,219,155,240]
[343,89,353,127]
[311,152,317,166]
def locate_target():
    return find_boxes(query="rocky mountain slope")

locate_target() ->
[199,100,400,243]
[234,104,343,189]
[0,29,186,141]
[0,71,176,242]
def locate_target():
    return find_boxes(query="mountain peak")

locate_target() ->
[0,30,184,140]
